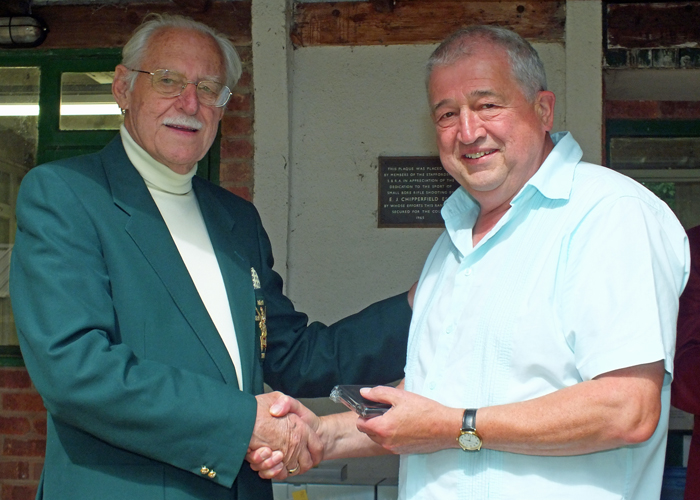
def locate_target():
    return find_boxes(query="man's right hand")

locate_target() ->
[247,392,322,480]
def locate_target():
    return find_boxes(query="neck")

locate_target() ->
[472,202,511,246]
[120,125,196,195]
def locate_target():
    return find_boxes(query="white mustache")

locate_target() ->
[162,115,203,130]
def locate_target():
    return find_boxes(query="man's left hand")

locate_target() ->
[355,385,462,455]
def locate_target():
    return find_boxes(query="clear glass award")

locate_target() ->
[329,385,391,418]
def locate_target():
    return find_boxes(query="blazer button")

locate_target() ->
[200,466,210,475]
[208,470,217,479]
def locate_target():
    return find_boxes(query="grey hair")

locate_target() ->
[120,13,242,90]
[426,25,547,102]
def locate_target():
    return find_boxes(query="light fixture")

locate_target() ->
[0,16,48,48]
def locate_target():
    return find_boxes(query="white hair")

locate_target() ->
[121,13,242,90]
[427,25,547,102]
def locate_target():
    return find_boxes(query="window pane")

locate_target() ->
[671,181,700,230]
[60,71,123,130]
[0,67,39,345]
[640,181,700,229]
[610,137,700,170]
[609,136,700,229]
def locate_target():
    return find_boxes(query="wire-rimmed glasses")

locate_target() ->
[129,68,232,108]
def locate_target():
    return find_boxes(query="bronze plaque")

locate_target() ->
[378,156,459,228]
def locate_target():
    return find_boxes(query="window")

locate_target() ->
[0,66,39,351]
[606,119,700,230]
[0,49,222,357]
[0,49,122,352]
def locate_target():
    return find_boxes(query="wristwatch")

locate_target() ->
[457,408,482,451]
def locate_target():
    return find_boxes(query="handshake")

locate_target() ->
[246,391,327,480]
[245,382,453,479]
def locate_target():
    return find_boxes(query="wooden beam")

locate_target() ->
[171,0,213,14]
[31,1,251,50]
[607,2,700,49]
[369,0,396,14]
[291,0,565,47]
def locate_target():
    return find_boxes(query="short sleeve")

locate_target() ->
[560,195,688,381]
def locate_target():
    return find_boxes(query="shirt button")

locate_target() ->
[430,381,436,390]
[446,325,454,335]
[464,268,472,276]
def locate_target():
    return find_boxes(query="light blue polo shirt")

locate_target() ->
[400,132,690,500]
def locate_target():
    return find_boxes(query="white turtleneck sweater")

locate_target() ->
[120,125,243,390]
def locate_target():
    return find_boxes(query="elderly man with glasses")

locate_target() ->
[9,14,413,500]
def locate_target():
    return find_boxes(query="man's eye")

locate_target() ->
[482,103,496,109]
[199,83,216,94]
[160,78,176,86]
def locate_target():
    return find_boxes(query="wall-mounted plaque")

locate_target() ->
[378,156,459,227]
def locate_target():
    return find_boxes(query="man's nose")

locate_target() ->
[457,110,486,144]
[177,82,200,113]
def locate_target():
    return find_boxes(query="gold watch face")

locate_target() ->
[458,431,482,451]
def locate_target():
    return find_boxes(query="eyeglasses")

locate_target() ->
[129,68,232,108]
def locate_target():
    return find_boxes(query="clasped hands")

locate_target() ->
[247,384,454,480]
[247,392,322,480]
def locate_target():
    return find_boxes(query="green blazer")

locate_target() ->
[10,136,411,500]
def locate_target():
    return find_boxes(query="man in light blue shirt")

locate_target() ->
[249,26,690,499]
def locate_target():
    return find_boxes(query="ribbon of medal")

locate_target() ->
[251,268,267,359]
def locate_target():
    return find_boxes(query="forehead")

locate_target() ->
[142,27,224,78]
[428,46,521,104]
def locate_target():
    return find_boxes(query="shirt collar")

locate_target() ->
[120,124,197,195]
[441,132,583,253]
[512,131,582,205]
[443,131,582,219]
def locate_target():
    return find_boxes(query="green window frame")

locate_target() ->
[0,48,220,178]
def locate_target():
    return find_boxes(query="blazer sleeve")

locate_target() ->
[10,165,256,489]
[672,225,700,415]
[249,207,413,398]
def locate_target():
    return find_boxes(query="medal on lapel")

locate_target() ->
[251,268,267,360]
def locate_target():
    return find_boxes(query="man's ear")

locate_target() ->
[535,90,556,131]
[112,65,131,112]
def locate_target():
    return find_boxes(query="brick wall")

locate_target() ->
[220,44,255,202]
[606,101,700,121]
[0,368,45,500]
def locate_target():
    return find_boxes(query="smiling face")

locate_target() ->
[428,43,555,212]
[112,27,226,174]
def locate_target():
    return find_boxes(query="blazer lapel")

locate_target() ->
[193,178,256,394]
[100,137,239,386]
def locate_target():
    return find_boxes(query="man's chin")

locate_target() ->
[461,173,509,197]
[445,165,503,191]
